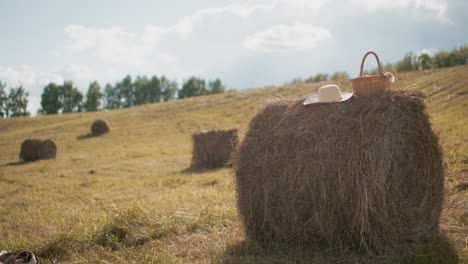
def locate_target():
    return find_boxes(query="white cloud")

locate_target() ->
[0,66,62,116]
[0,65,37,88]
[243,23,331,52]
[185,0,326,24]
[418,48,439,56]
[62,64,95,82]
[27,95,41,116]
[348,0,448,18]
[48,51,61,58]
[175,0,327,31]
[65,23,195,66]
[0,64,96,95]
[66,25,157,65]
[190,2,275,22]
[276,0,329,11]
[63,0,329,65]
[0,64,103,115]
[37,72,64,87]
[157,53,180,64]
[0,66,36,115]
[63,0,452,64]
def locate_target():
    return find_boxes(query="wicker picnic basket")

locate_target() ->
[350,51,390,97]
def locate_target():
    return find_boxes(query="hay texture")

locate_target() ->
[20,139,57,162]
[191,129,238,169]
[234,90,444,254]
[91,119,110,135]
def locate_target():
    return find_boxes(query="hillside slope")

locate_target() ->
[0,65,467,263]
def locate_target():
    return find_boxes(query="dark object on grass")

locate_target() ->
[91,119,110,135]
[234,90,444,254]
[19,139,57,162]
[0,248,40,264]
[191,129,238,169]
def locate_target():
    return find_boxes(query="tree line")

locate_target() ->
[0,81,30,118]
[393,45,468,73]
[37,75,225,115]
[1,44,466,118]
[289,44,467,85]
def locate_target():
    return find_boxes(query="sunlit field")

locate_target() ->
[1,65,467,263]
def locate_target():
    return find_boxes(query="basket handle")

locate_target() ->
[359,51,383,77]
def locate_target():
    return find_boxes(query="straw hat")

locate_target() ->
[303,84,353,105]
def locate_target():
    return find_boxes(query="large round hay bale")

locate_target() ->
[191,129,239,169]
[19,139,42,162]
[19,138,57,162]
[91,119,110,135]
[38,139,57,160]
[234,90,444,254]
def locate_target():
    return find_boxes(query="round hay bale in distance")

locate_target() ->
[191,129,239,169]
[233,90,444,254]
[19,139,42,162]
[38,139,57,160]
[91,119,110,135]
[19,138,57,162]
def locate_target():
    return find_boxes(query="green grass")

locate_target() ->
[0,65,467,263]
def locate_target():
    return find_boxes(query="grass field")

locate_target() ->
[0,65,467,263]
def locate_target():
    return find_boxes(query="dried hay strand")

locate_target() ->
[91,119,110,135]
[19,138,57,162]
[233,90,444,254]
[191,129,239,169]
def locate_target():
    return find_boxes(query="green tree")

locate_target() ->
[119,75,134,108]
[285,77,303,85]
[433,46,468,68]
[458,45,468,65]
[329,72,349,81]
[305,73,328,83]
[208,78,225,94]
[179,77,206,99]
[418,53,433,70]
[84,81,102,112]
[382,63,395,73]
[361,62,395,75]
[161,76,178,102]
[104,83,121,110]
[134,76,147,105]
[147,76,162,103]
[60,81,83,113]
[130,75,162,105]
[0,81,6,118]
[39,82,62,115]
[4,85,29,117]
[396,53,418,72]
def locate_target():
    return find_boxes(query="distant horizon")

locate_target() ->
[1,0,467,115]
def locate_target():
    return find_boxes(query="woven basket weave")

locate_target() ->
[350,51,389,97]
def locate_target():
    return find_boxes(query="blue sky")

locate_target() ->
[1,0,467,114]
